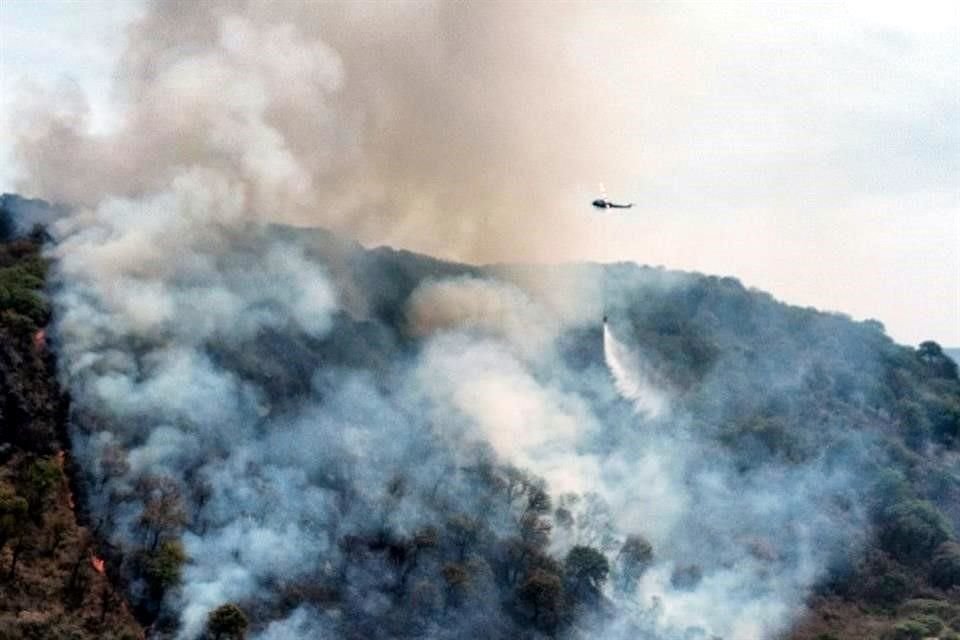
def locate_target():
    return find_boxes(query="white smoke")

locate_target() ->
[44,199,873,639]
[414,332,601,496]
[603,322,670,418]
[8,2,881,639]
[406,276,560,363]
[46,204,871,639]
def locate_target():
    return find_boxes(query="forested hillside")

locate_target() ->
[2,195,960,639]
[0,198,143,639]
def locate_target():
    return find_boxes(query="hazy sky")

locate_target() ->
[1,0,958,346]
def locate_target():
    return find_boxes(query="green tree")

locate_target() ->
[564,545,609,601]
[207,603,248,640]
[517,568,564,631]
[890,620,926,640]
[931,542,960,589]
[918,341,959,378]
[879,499,952,563]
[890,615,944,640]
[0,266,45,307]
[19,457,60,521]
[926,396,960,445]
[898,400,931,450]
[0,489,28,552]
[142,539,187,600]
[872,469,911,511]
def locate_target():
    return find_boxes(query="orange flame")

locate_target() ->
[91,554,106,574]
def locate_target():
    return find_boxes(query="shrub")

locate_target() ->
[931,542,960,589]
[142,540,187,599]
[207,603,248,639]
[879,499,952,563]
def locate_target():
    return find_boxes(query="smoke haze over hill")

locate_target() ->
[3,2,960,639]
[29,191,887,638]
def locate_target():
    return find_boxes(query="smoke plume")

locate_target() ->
[12,0,675,264]
[8,2,885,639]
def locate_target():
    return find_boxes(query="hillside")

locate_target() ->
[0,201,143,639]
[2,194,960,639]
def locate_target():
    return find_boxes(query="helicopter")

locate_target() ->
[592,199,633,209]
[592,183,633,209]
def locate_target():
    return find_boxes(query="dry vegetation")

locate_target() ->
[0,219,143,639]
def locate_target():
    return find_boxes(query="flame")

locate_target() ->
[91,554,106,574]
[32,329,46,351]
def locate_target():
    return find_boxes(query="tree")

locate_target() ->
[498,466,553,545]
[898,400,931,450]
[926,396,960,445]
[517,568,564,631]
[207,603,248,640]
[931,542,960,589]
[554,506,574,531]
[99,582,119,625]
[137,476,187,551]
[890,615,944,640]
[879,499,952,563]
[917,341,959,379]
[918,341,945,359]
[519,511,552,548]
[142,539,187,600]
[0,489,28,552]
[616,534,653,593]
[7,532,33,581]
[45,511,70,555]
[64,544,92,609]
[20,457,60,521]
[890,620,927,640]
[564,545,609,601]
[580,494,618,549]
[872,469,911,512]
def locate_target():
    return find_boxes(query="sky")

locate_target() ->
[1,0,958,347]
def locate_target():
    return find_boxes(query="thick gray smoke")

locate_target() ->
[12,0,664,264]
[45,195,872,638]
[12,2,879,638]
[46,200,872,638]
